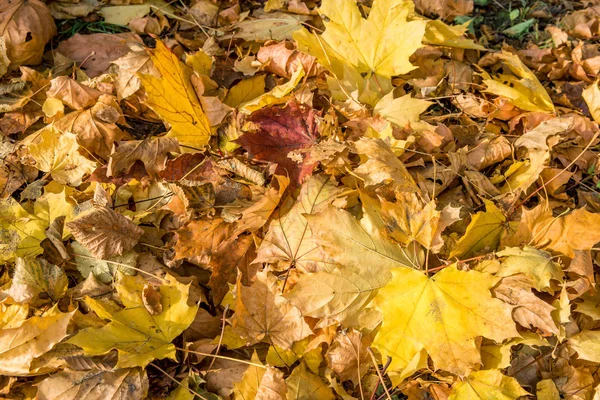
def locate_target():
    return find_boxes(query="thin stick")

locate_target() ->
[176,347,268,369]
[149,362,208,400]
[367,348,392,400]
[207,305,229,371]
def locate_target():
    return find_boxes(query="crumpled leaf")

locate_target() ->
[230,270,312,349]
[372,265,518,375]
[449,369,529,400]
[66,207,144,260]
[0,0,56,67]
[5,257,67,306]
[139,40,211,149]
[0,307,74,376]
[325,329,371,384]
[36,367,149,400]
[67,273,198,369]
[107,137,180,177]
[46,76,102,110]
[495,247,563,292]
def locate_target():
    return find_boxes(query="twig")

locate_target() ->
[367,348,392,400]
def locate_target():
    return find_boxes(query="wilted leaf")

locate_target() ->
[68,274,198,368]
[326,329,371,384]
[0,0,56,67]
[46,76,102,110]
[107,137,180,177]
[36,367,149,400]
[285,363,335,400]
[233,352,287,400]
[230,270,312,349]
[449,200,506,259]
[66,207,144,260]
[482,51,554,113]
[495,247,563,292]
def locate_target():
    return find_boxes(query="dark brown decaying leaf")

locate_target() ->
[107,137,180,177]
[66,207,144,259]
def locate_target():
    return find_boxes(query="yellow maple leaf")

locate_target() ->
[26,125,97,186]
[374,92,433,132]
[0,198,47,262]
[0,306,74,375]
[372,265,518,375]
[67,273,198,369]
[294,0,426,79]
[139,40,211,149]
[449,200,506,259]
[482,51,555,113]
[449,369,529,400]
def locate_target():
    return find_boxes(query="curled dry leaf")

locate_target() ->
[107,137,180,177]
[66,207,144,260]
[0,0,56,68]
[46,77,102,110]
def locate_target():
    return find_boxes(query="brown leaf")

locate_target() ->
[209,234,257,304]
[493,275,558,335]
[230,270,312,349]
[46,76,102,110]
[56,33,143,78]
[238,101,319,185]
[256,41,317,78]
[142,284,162,315]
[112,46,158,100]
[55,96,127,158]
[66,207,144,259]
[0,0,56,67]
[173,218,233,265]
[326,329,372,384]
[36,367,148,400]
[107,137,180,177]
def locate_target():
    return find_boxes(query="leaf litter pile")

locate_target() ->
[4,0,600,398]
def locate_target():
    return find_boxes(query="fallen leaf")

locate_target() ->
[326,329,371,384]
[294,0,426,79]
[107,137,180,177]
[139,40,211,149]
[230,270,312,349]
[372,265,518,375]
[233,352,287,400]
[255,174,342,272]
[0,0,56,68]
[495,247,563,292]
[449,369,529,400]
[238,101,318,185]
[5,257,67,306]
[449,200,506,259]
[56,33,142,78]
[285,363,335,400]
[26,126,97,186]
[36,367,149,400]
[68,274,198,368]
[46,76,102,110]
[0,307,74,375]
[482,51,555,113]
[66,207,144,259]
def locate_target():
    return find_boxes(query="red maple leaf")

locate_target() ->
[237,101,319,185]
